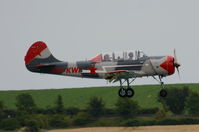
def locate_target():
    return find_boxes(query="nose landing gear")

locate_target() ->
[160,89,167,97]
[152,75,168,97]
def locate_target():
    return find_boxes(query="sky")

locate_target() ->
[0,0,198,90]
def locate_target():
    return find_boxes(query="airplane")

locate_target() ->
[24,41,181,98]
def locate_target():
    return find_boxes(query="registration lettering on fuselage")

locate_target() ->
[65,67,82,73]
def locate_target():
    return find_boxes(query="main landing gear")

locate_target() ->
[152,75,167,97]
[118,78,136,98]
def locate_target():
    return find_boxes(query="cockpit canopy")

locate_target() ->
[91,51,147,62]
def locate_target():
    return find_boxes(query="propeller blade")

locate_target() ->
[173,49,180,67]
[174,49,178,64]
[173,49,181,79]
[177,67,181,79]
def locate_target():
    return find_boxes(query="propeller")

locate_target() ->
[173,49,181,78]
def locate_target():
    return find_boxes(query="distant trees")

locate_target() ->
[55,95,64,114]
[49,115,69,128]
[72,112,90,126]
[87,96,105,117]
[66,107,80,117]
[0,101,4,119]
[16,93,37,114]
[0,118,20,130]
[186,92,199,115]
[25,119,39,132]
[158,87,190,115]
[115,98,139,118]
[0,101,4,111]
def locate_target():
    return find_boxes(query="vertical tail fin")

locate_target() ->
[25,41,61,68]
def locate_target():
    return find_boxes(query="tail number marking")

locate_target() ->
[65,67,82,74]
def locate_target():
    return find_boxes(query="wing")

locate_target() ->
[105,70,138,83]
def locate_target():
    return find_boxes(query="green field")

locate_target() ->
[0,83,198,109]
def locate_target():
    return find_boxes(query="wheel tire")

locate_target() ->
[118,88,126,97]
[126,88,134,98]
[160,89,167,97]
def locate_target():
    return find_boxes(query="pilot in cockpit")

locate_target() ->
[128,52,134,60]
[104,54,110,61]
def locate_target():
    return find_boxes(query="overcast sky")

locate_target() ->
[0,0,198,90]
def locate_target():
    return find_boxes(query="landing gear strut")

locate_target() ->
[152,75,167,97]
[118,78,135,98]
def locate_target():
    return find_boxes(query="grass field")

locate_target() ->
[0,83,198,109]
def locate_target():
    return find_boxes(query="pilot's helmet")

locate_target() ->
[128,52,134,58]
[104,54,110,60]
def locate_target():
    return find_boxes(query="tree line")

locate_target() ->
[0,86,199,132]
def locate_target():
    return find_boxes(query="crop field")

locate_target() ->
[0,83,198,109]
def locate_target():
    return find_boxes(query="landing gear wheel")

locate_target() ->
[160,89,167,97]
[126,88,134,98]
[118,88,126,97]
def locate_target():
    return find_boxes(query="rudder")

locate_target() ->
[25,41,60,67]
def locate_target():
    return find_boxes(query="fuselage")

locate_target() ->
[25,41,176,80]
[27,55,175,79]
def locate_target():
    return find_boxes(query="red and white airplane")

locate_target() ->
[25,41,181,98]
